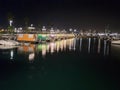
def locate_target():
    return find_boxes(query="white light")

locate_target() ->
[42,26,46,31]
[74,29,76,32]
[42,45,46,57]
[43,26,45,29]
[50,28,54,33]
[14,28,17,32]
[10,50,14,59]
[51,34,55,37]
[50,28,54,31]
[88,38,91,53]
[19,27,22,30]
[56,29,60,33]
[9,20,13,26]
[31,24,33,27]
[50,42,55,54]
[29,53,35,61]
[28,27,35,30]
[69,28,72,32]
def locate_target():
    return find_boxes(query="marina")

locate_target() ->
[0,38,120,90]
[0,0,120,89]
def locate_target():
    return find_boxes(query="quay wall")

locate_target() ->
[17,33,75,42]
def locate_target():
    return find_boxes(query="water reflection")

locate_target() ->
[29,53,35,62]
[69,39,72,50]
[88,38,91,53]
[73,39,76,50]
[63,40,67,50]
[60,40,63,51]
[37,44,47,57]
[16,38,111,60]
[10,50,14,60]
[56,41,60,52]
[93,38,96,52]
[31,39,74,57]
[18,44,35,53]
[42,44,47,57]
[79,38,82,52]
[0,39,118,90]
[50,42,56,54]
[98,39,101,53]
[17,44,36,62]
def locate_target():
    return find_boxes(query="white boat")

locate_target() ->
[0,40,19,46]
[111,40,120,45]
[0,45,17,49]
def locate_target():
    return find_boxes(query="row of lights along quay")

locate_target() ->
[0,21,120,43]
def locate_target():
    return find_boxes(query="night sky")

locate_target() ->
[0,0,120,32]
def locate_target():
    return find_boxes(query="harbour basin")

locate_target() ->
[0,38,120,90]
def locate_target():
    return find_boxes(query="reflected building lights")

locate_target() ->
[37,44,47,57]
[93,38,96,51]
[42,44,47,57]
[50,42,55,54]
[73,39,76,50]
[28,47,34,52]
[80,38,82,52]
[18,47,23,53]
[18,44,35,53]
[14,38,112,62]
[98,39,101,53]
[63,40,67,50]
[29,53,35,61]
[69,39,72,50]
[56,41,60,52]
[68,39,74,51]
[66,39,70,47]
[42,49,46,57]
[10,50,14,60]
[47,44,50,52]
[60,40,64,51]
[36,39,76,56]
[88,38,91,53]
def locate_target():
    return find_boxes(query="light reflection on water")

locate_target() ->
[79,38,82,52]
[88,38,91,53]
[98,39,101,53]
[10,50,14,60]
[0,38,111,61]
[29,53,35,62]
[0,38,120,90]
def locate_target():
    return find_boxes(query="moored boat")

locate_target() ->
[0,45,18,49]
[0,40,19,46]
[111,40,120,45]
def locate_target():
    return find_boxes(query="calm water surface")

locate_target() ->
[0,38,120,90]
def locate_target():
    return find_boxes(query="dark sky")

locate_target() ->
[0,0,120,32]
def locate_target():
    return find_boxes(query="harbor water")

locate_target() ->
[0,38,120,90]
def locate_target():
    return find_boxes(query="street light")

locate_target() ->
[50,28,54,33]
[31,24,33,27]
[42,26,46,33]
[74,29,77,32]
[56,29,60,33]
[69,28,72,32]
[9,20,13,26]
